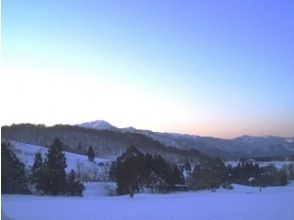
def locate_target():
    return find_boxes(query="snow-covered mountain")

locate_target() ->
[79,120,117,131]
[2,123,207,162]
[78,120,294,159]
[2,121,294,160]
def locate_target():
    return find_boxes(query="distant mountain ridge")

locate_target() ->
[1,121,294,160]
[77,120,294,159]
[1,123,209,164]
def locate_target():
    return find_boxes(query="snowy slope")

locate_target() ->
[10,141,112,180]
[2,182,294,220]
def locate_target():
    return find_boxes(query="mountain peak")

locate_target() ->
[121,126,137,133]
[78,120,117,130]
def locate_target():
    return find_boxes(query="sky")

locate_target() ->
[1,0,294,138]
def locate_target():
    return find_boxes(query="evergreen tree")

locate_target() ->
[66,169,85,196]
[170,165,185,185]
[279,169,288,186]
[280,174,288,186]
[109,161,117,181]
[152,154,169,182]
[145,171,165,193]
[288,163,294,180]
[78,142,83,154]
[114,145,144,197]
[139,153,153,191]
[43,139,67,195]
[184,161,192,172]
[31,152,45,192]
[1,143,29,194]
[87,146,95,162]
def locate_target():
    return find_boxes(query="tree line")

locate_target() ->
[227,159,290,188]
[109,145,185,197]
[109,146,227,197]
[110,146,294,197]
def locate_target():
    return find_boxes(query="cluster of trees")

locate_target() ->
[227,159,291,188]
[186,158,227,191]
[3,139,294,198]
[30,139,84,196]
[109,146,232,196]
[110,147,294,197]
[1,140,84,196]
[109,146,185,197]
[227,160,262,185]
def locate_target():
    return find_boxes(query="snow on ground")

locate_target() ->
[82,182,116,197]
[2,182,294,220]
[10,141,111,172]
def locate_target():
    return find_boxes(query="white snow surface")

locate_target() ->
[10,142,111,177]
[2,182,294,220]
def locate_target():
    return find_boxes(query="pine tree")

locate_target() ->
[170,165,185,185]
[78,142,83,154]
[87,146,95,162]
[1,143,29,194]
[43,139,67,195]
[31,152,45,192]
[279,170,288,186]
[288,163,294,180]
[152,155,169,182]
[140,153,153,190]
[115,145,144,197]
[66,169,85,196]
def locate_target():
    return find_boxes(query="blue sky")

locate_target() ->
[2,0,294,138]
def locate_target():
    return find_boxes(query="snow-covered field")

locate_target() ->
[2,182,294,220]
[3,141,294,219]
[9,142,112,180]
[10,141,111,171]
